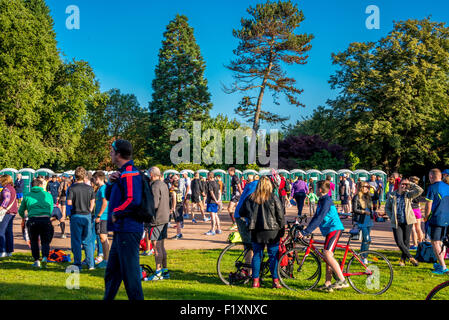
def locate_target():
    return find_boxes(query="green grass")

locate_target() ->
[0,249,447,300]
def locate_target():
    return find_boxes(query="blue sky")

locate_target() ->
[46,0,449,129]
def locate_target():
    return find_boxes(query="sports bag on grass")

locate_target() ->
[227,231,242,243]
[47,249,71,262]
[415,241,437,263]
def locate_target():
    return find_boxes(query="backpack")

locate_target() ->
[47,249,71,263]
[228,231,242,243]
[140,264,155,281]
[127,171,156,224]
[415,241,438,263]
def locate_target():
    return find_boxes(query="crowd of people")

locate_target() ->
[1,139,449,298]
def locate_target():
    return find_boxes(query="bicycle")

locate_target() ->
[217,215,308,286]
[426,280,449,300]
[277,226,394,295]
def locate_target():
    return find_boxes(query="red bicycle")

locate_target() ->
[426,280,449,300]
[277,227,393,295]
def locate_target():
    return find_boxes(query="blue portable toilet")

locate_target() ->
[163,169,179,180]
[212,169,228,200]
[353,169,371,183]
[196,169,209,179]
[35,168,55,179]
[306,169,322,193]
[277,169,291,181]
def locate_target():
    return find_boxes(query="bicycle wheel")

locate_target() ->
[346,250,393,295]
[277,248,321,291]
[217,242,252,285]
[426,281,449,300]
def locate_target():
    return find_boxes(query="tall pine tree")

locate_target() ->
[148,14,212,165]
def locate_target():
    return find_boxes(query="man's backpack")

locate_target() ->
[415,241,438,263]
[133,172,156,224]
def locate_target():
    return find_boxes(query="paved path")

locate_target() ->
[11,204,421,253]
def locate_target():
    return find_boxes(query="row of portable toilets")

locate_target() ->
[0,168,388,202]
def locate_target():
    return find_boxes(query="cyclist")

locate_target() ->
[297,180,348,292]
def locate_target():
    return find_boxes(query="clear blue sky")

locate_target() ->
[46,0,449,130]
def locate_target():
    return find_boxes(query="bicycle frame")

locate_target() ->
[301,234,373,277]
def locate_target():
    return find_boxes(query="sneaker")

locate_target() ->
[173,233,183,240]
[141,249,155,256]
[410,245,417,250]
[434,263,442,270]
[205,230,216,236]
[183,214,189,219]
[41,257,48,269]
[61,234,67,239]
[6,252,12,257]
[146,270,163,281]
[162,269,170,279]
[96,260,108,269]
[432,267,449,275]
[167,222,172,228]
[229,224,238,231]
[95,255,104,264]
[216,229,222,235]
[361,258,368,265]
[192,218,197,224]
[203,217,211,222]
[316,284,334,293]
[0,252,6,258]
[32,261,41,268]
[409,257,419,267]
[89,267,95,271]
[330,280,350,290]
[398,259,406,267]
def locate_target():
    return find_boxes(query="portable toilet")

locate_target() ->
[179,169,194,179]
[353,169,371,183]
[277,169,291,181]
[321,170,338,201]
[306,169,322,192]
[370,170,388,202]
[212,169,228,200]
[0,168,19,183]
[196,169,209,179]
[19,168,36,195]
[243,169,258,180]
[163,169,179,180]
[290,169,306,182]
[258,169,271,177]
[35,168,55,179]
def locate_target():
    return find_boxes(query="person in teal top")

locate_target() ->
[93,171,109,268]
[18,179,54,268]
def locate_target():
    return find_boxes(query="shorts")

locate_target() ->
[51,207,62,220]
[236,218,251,245]
[206,203,219,213]
[430,225,447,242]
[173,205,184,223]
[191,194,201,204]
[16,193,23,199]
[230,194,240,203]
[340,195,349,205]
[324,230,342,252]
[413,208,422,220]
[96,220,108,235]
[149,224,168,241]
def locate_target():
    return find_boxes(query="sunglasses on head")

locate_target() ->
[112,141,118,152]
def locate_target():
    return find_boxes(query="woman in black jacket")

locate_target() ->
[239,176,285,289]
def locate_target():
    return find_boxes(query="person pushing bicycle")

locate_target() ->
[297,180,349,292]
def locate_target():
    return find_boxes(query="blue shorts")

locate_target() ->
[16,193,23,199]
[206,203,218,213]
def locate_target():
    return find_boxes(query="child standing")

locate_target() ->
[297,180,348,292]
[307,190,319,216]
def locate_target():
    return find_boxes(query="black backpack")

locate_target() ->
[415,241,438,263]
[121,171,155,224]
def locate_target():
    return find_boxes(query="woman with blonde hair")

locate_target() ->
[0,175,18,258]
[239,176,285,289]
[352,181,374,263]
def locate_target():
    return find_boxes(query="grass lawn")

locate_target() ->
[0,249,447,300]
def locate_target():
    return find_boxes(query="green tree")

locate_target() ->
[148,14,212,165]
[0,0,98,169]
[225,0,313,132]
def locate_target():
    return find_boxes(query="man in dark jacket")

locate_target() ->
[14,174,25,206]
[103,140,144,300]
[146,166,171,281]
[46,175,60,204]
